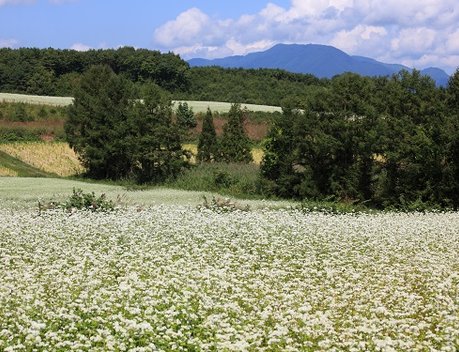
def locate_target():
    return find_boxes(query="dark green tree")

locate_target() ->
[65,65,187,182]
[197,108,218,162]
[219,103,253,163]
[175,102,197,129]
[443,68,459,207]
[130,83,189,183]
[65,65,134,179]
[27,66,56,95]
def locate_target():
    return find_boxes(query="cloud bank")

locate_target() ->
[153,0,459,73]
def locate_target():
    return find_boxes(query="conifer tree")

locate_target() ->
[176,102,197,129]
[65,65,187,182]
[219,103,253,163]
[197,108,218,162]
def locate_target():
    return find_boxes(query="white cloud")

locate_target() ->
[153,0,459,73]
[330,25,388,55]
[70,43,92,51]
[0,38,18,47]
[446,29,459,54]
[154,8,211,47]
[391,27,437,57]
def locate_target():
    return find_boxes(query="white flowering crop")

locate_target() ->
[0,207,458,351]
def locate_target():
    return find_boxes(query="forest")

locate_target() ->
[1,47,459,208]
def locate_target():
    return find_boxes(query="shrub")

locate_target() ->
[38,188,115,213]
[199,195,250,213]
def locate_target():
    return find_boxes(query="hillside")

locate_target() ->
[189,43,450,87]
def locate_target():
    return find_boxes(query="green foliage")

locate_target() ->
[294,199,370,214]
[447,68,459,111]
[166,162,261,199]
[129,83,189,183]
[261,70,459,209]
[0,101,68,121]
[175,102,197,129]
[61,188,115,212]
[0,47,189,96]
[177,67,325,106]
[65,65,188,183]
[0,127,45,142]
[199,195,250,213]
[219,103,253,163]
[38,188,115,212]
[11,103,31,122]
[197,108,218,162]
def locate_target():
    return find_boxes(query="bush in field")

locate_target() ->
[197,108,218,162]
[65,65,188,182]
[219,103,253,163]
[38,188,115,213]
[62,188,114,212]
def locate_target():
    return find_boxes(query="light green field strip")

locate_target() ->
[0,93,281,113]
[0,93,73,106]
[0,177,294,209]
[172,100,282,113]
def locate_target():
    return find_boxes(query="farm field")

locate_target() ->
[0,142,264,178]
[0,194,458,350]
[0,93,282,113]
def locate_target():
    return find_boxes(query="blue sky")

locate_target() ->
[1,0,458,73]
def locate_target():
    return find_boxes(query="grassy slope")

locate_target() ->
[0,151,57,177]
[0,93,281,113]
[0,177,294,209]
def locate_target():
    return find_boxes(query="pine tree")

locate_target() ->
[176,102,197,129]
[219,103,253,163]
[65,65,188,182]
[197,108,218,162]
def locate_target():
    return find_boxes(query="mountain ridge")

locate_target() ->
[188,44,450,87]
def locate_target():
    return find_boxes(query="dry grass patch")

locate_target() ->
[0,166,17,177]
[0,142,84,177]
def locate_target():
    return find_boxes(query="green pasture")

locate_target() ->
[0,177,294,209]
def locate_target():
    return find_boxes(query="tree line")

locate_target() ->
[0,47,189,96]
[65,63,459,209]
[261,70,459,208]
[65,65,252,183]
[0,47,326,106]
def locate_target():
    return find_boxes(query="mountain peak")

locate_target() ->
[188,43,449,86]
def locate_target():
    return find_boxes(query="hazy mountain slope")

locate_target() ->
[189,44,449,86]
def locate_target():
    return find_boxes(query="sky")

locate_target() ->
[1,0,458,74]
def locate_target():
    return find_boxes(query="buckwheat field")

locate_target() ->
[1,205,458,351]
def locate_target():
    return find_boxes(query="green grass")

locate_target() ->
[0,151,57,177]
[0,93,281,113]
[0,177,295,209]
[167,162,263,199]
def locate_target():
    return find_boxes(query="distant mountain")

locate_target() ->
[188,44,450,87]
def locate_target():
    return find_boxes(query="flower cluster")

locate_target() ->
[0,207,458,351]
